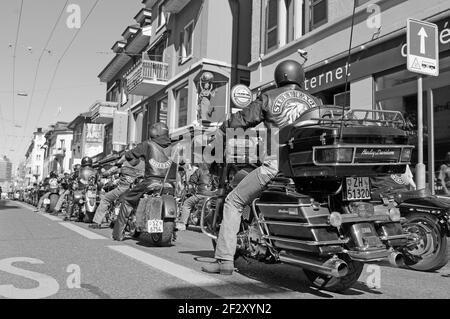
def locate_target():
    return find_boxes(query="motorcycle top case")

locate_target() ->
[277,106,414,178]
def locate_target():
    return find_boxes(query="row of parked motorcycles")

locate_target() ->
[16,107,450,293]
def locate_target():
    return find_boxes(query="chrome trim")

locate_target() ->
[260,220,329,228]
[255,202,314,208]
[199,196,219,240]
[279,253,348,278]
[380,234,410,241]
[264,235,348,246]
[308,144,414,166]
[346,249,390,261]
[339,213,391,224]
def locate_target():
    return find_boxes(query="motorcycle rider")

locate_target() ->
[438,152,450,196]
[89,146,145,229]
[63,164,82,221]
[112,122,177,241]
[201,60,320,275]
[53,171,72,215]
[34,171,58,212]
[176,162,217,231]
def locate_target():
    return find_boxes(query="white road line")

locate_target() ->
[59,222,107,240]
[108,245,296,299]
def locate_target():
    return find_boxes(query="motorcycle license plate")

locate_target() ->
[43,199,50,205]
[344,177,371,201]
[147,219,163,233]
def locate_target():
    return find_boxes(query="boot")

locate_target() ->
[201,260,234,275]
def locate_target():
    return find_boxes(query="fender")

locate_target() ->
[398,197,450,236]
[161,194,177,219]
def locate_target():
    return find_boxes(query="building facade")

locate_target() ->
[0,156,13,183]
[42,122,73,176]
[249,0,450,167]
[24,128,46,186]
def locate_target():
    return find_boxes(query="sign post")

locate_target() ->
[407,18,439,190]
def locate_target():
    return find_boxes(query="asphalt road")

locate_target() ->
[0,199,449,299]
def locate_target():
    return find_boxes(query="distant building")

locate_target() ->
[24,128,46,185]
[0,156,13,183]
[42,122,73,176]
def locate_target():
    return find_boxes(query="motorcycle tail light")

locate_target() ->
[389,207,401,222]
[400,148,412,162]
[315,148,353,164]
[329,212,343,228]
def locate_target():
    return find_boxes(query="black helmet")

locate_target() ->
[274,60,305,88]
[149,122,169,139]
[49,171,58,178]
[81,156,93,167]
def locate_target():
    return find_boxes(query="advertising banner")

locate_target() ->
[112,111,129,146]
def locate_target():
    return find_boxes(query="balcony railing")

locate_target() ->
[90,102,118,124]
[52,148,66,157]
[126,59,169,96]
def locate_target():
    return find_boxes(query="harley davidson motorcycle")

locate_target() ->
[200,106,416,292]
[122,163,179,247]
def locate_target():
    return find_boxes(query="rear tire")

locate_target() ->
[402,212,449,272]
[303,255,364,293]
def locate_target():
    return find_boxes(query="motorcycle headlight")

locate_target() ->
[329,212,343,228]
[389,207,401,222]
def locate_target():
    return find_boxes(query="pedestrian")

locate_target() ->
[438,152,450,196]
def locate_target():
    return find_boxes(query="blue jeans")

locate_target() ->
[179,194,207,225]
[214,160,278,261]
[93,182,131,225]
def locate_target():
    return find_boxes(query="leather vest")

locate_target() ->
[146,141,173,178]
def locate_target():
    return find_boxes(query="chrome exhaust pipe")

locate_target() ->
[200,196,218,240]
[388,251,405,268]
[279,252,349,278]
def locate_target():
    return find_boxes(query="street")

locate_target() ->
[0,199,448,299]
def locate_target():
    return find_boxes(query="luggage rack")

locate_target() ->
[293,108,407,130]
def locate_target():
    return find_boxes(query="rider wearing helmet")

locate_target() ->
[112,122,177,241]
[202,60,320,275]
[35,171,59,212]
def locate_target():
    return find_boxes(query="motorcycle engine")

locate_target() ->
[236,220,269,261]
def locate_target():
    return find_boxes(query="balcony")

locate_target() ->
[126,59,169,96]
[90,101,118,124]
[52,148,66,157]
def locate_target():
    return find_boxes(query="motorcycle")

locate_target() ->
[43,177,60,213]
[374,186,450,271]
[201,106,415,292]
[124,164,178,247]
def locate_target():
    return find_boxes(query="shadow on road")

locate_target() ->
[80,284,112,299]
[0,200,21,211]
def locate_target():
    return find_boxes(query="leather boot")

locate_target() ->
[201,260,234,275]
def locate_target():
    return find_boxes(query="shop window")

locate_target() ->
[179,21,194,63]
[265,0,278,53]
[175,84,189,128]
[157,97,168,124]
[310,0,327,30]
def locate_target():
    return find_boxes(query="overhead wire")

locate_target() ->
[32,0,101,132]
[11,0,25,127]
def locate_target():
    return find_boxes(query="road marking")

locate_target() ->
[108,245,294,299]
[59,223,107,240]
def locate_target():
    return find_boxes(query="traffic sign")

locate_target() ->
[407,19,439,76]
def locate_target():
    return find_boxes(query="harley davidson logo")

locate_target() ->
[360,149,395,157]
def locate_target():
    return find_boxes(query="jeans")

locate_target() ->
[93,182,130,225]
[215,160,279,262]
[37,192,50,210]
[179,194,207,225]
[55,190,70,212]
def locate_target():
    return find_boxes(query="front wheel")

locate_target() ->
[402,212,449,272]
[303,255,364,293]
[140,221,175,247]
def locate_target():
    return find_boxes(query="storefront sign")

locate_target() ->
[304,63,351,92]
[407,19,439,76]
[112,111,128,146]
[84,124,104,158]
[231,84,252,108]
